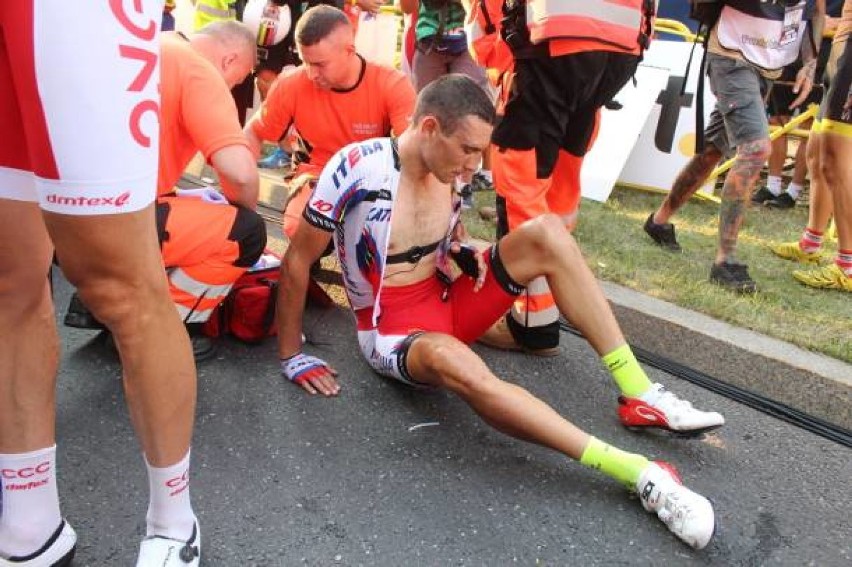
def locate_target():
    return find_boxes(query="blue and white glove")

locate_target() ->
[281,352,332,385]
[175,187,228,204]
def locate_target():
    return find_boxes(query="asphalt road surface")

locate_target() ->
[48,275,851,566]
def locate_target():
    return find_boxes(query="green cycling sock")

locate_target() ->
[602,344,652,398]
[579,436,649,488]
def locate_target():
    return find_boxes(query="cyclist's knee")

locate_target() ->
[0,277,52,322]
[416,335,486,389]
[514,214,577,263]
[75,272,169,332]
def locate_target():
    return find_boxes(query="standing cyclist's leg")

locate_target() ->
[0,3,73,561]
[794,38,852,290]
[804,130,834,237]
[1,1,200,564]
[0,201,66,559]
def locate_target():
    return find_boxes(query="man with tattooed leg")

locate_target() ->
[644,0,825,293]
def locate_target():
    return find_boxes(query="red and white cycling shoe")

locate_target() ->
[619,383,725,436]
[637,461,716,549]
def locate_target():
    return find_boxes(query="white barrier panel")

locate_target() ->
[582,40,718,202]
[580,65,669,202]
[355,11,402,68]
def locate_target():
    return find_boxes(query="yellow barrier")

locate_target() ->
[653,18,698,42]
[687,105,818,203]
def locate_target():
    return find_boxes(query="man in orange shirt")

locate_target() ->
[244,4,416,239]
[66,21,265,361]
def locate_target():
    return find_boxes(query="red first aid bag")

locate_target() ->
[202,251,336,343]
[202,260,280,344]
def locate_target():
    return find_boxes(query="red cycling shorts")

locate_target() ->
[356,245,523,385]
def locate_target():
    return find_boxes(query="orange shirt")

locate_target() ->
[158,32,249,196]
[250,57,415,176]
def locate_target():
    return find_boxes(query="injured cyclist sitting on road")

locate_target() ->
[274,75,724,549]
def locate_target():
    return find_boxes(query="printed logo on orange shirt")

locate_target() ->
[352,122,380,137]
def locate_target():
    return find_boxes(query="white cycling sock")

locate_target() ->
[786,182,803,200]
[145,449,196,540]
[0,446,62,557]
[766,175,782,195]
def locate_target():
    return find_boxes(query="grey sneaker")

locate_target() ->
[709,261,757,294]
[643,213,681,252]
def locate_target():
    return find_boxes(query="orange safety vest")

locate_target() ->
[525,0,651,50]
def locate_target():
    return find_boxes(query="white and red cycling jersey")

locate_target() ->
[303,138,460,330]
[303,139,524,385]
[0,0,162,215]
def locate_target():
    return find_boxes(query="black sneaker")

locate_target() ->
[469,172,494,192]
[751,186,778,204]
[186,323,218,362]
[64,293,105,330]
[709,262,757,293]
[460,184,474,210]
[765,192,796,209]
[643,213,682,252]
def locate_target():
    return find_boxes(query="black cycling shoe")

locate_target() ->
[185,323,218,362]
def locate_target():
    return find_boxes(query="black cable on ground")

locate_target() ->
[255,185,852,448]
[559,322,852,449]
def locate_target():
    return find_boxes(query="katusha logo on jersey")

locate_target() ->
[46,191,132,208]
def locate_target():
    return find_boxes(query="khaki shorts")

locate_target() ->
[704,53,773,158]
